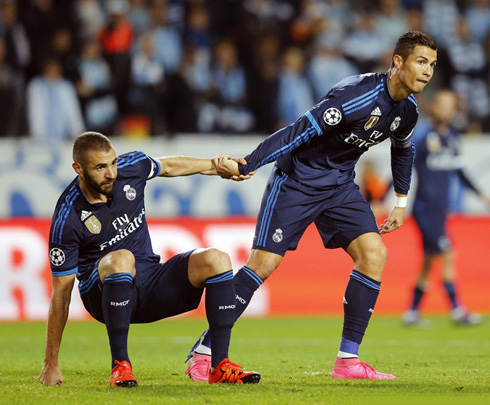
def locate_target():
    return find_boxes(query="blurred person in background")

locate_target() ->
[77,39,119,134]
[277,46,314,126]
[186,31,438,381]
[198,39,254,133]
[403,90,490,327]
[27,58,85,140]
[97,0,133,114]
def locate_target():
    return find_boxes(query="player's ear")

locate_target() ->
[72,162,82,176]
[393,54,403,70]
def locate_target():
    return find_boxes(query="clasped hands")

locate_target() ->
[202,155,256,181]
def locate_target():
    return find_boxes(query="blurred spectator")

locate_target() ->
[375,0,409,44]
[422,0,459,48]
[464,0,490,43]
[0,37,23,136]
[128,32,165,133]
[77,39,118,134]
[360,159,389,218]
[442,17,489,132]
[198,39,254,133]
[0,0,31,74]
[308,41,359,102]
[76,0,105,41]
[128,0,151,41]
[51,27,80,82]
[97,0,134,114]
[277,47,314,126]
[27,58,85,140]
[341,8,392,72]
[141,0,182,75]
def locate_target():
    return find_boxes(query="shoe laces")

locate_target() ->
[112,361,134,379]
[359,361,377,377]
[215,361,245,383]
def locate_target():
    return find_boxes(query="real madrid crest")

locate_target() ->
[390,116,401,131]
[124,184,137,200]
[85,215,102,234]
[272,228,283,243]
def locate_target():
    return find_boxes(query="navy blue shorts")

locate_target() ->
[80,250,204,324]
[252,168,379,256]
[413,201,451,254]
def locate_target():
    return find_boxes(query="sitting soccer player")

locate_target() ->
[38,132,260,387]
[186,31,438,381]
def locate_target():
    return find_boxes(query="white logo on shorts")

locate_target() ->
[272,228,283,243]
[390,116,401,131]
[323,108,342,126]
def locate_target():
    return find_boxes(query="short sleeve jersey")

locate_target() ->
[48,152,161,281]
[239,72,418,194]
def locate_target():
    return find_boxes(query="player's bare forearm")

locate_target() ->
[39,275,74,386]
[157,156,217,177]
[379,206,406,234]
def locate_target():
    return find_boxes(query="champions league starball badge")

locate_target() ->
[323,108,342,126]
[49,248,65,266]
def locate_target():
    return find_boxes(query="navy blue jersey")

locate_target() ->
[414,126,466,213]
[239,72,417,194]
[48,151,161,280]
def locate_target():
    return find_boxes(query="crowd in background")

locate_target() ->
[1,0,490,139]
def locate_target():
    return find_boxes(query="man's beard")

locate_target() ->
[84,173,115,197]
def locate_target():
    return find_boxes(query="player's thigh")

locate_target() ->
[252,169,320,255]
[315,187,379,251]
[131,251,204,323]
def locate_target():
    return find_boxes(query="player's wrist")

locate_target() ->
[394,195,407,208]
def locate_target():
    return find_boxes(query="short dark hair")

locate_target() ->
[391,31,437,68]
[73,131,113,165]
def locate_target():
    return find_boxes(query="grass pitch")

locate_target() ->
[1,317,489,404]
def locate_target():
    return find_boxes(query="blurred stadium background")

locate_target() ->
[0,0,489,321]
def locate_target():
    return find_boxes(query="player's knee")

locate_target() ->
[101,249,136,276]
[201,248,232,275]
[358,244,387,276]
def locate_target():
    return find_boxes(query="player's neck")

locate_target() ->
[387,74,411,102]
[79,179,109,204]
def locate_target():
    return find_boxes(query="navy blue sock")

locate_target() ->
[102,272,134,368]
[411,285,426,310]
[443,282,459,309]
[205,270,235,368]
[202,266,263,348]
[341,270,381,354]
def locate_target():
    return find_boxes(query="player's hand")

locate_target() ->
[212,156,255,181]
[39,363,63,386]
[379,206,405,234]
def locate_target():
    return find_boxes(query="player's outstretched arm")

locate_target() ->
[208,156,256,181]
[379,194,407,234]
[39,274,76,386]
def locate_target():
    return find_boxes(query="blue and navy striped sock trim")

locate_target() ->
[350,270,381,291]
[205,270,234,285]
[104,272,134,284]
[242,266,263,287]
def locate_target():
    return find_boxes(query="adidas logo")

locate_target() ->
[371,107,382,116]
[81,210,92,221]
[343,296,348,305]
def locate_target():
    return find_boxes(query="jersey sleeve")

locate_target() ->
[390,97,418,195]
[117,151,161,180]
[238,95,346,175]
[49,193,81,277]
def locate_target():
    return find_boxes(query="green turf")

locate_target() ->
[1,317,489,404]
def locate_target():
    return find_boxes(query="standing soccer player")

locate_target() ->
[39,132,260,387]
[186,31,437,381]
[403,90,489,326]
